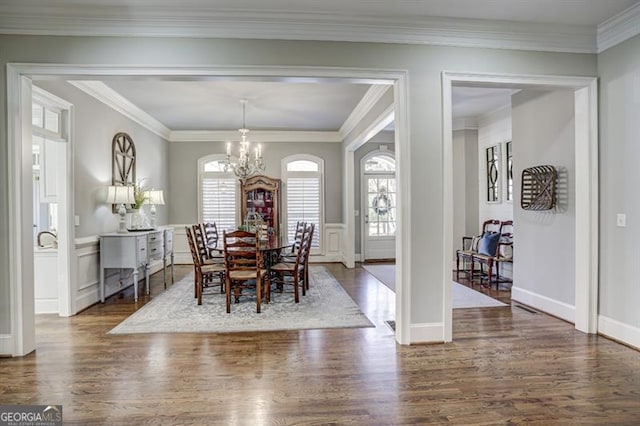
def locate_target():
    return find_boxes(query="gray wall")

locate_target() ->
[168,141,342,225]
[452,129,479,257]
[598,33,640,325]
[512,89,575,306]
[0,34,597,334]
[34,81,170,238]
[354,131,395,255]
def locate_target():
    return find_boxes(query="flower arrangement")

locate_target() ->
[132,179,148,209]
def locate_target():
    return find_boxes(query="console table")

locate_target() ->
[99,227,174,303]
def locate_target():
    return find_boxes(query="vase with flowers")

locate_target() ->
[129,179,149,230]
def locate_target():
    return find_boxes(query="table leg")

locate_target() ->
[100,267,105,303]
[133,269,139,302]
[145,263,150,295]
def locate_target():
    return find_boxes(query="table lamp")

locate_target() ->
[143,189,165,229]
[106,185,134,233]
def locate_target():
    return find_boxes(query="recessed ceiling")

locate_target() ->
[452,87,514,119]
[104,80,370,131]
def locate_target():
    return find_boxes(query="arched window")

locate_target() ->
[282,154,324,252]
[364,153,395,172]
[362,151,396,239]
[198,155,238,232]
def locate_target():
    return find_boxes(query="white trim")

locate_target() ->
[409,322,444,344]
[598,315,640,350]
[442,70,599,341]
[171,130,342,143]
[452,117,478,131]
[0,335,14,356]
[69,80,171,140]
[511,286,575,324]
[340,85,392,138]
[0,7,597,53]
[597,2,640,53]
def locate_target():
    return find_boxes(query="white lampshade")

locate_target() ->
[143,189,165,205]
[106,185,134,205]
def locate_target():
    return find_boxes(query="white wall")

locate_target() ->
[511,89,576,321]
[477,105,513,225]
[597,33,640,348]
[0,35,597,343]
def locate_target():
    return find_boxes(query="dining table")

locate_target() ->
[207,233,292,267]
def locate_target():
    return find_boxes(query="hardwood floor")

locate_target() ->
[2,264,640,424]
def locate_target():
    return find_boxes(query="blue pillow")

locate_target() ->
[478,232,500,256]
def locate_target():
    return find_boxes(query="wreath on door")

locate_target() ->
[371,187,390,216]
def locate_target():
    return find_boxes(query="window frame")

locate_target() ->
[197,154,240,230]
[281,154,325,255]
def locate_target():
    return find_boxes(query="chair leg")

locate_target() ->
[256,279,261,313]
[456,254,460,279]
[197,270,203,305]
[225,277,231,313]
[294,274,299,303]
[487,259,493,288]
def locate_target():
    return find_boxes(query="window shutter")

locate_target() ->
[201,177,237,233]
[287,176,320,248]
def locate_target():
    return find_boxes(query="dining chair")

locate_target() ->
[280,221,305,263]
[223,229,269,313]
[203,222,224,260]
[185,226,225,305]
[269,223,312,303]
[302,223,315,291]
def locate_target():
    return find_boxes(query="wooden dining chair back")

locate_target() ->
[203,222,225,259]
[185,226,225,305]
[270,224,312,303]
[223,229,268,313]
[279,221,306,263]
[302,222,315,290]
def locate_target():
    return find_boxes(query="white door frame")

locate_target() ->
[6,64,412,355]
[360,150,396,261]
[442,71,599,341]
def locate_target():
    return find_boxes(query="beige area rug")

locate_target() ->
[109,266,374,334]
[362,264,507,308]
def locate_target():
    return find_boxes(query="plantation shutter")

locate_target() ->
[201,177,237,233]
[287,176,320,248]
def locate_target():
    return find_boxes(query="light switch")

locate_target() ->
[75,215,80,226]
[354,210,359,216]
[616,213,626,227]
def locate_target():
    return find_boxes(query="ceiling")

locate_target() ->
[104,80,370,132]
[17,1,638,136]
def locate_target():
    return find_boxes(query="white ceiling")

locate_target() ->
[452,87,514,120]
[104,80,370,131]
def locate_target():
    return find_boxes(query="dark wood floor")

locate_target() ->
[2,264,640,424]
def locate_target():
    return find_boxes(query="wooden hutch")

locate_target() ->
[240,175,281,236]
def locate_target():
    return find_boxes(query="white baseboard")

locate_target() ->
[511,286,575,323]
[0,334,13,356]
[598,315,640,350]
[35,299,59,314]
[409,322,444,344]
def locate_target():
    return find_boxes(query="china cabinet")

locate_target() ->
[240,175,280,236]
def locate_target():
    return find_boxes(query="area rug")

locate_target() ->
[108,266,374,334]
[362,264,506,308]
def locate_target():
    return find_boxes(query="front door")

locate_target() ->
[363,174,396,260]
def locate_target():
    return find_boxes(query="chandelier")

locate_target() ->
[224,99,265,181]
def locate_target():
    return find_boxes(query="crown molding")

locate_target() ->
[68,80,171,140]
[0,6,598,53]
[597,2,640,53]
[340,84,392,138]
[169,130,342,143]
[452,117,478,131]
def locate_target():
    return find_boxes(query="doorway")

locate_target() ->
[442,72,599,342]
[361,151,396,261]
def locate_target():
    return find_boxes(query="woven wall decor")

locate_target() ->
[520,165,557,211]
